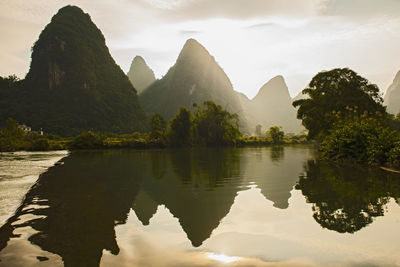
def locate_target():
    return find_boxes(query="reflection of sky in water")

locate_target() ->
[0,151,68,226]
[1,147,400,266]
[101,187,400,266]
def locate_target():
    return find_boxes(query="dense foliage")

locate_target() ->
[0,6,146,136]
[267,126,284,144]
[70,131,105,149]
[320,116,400,168]
[192,101,241,146]
[293,68,386,140]
[168,108,192,146]
[150,114,166,140]
[292,68,400,169]
[0,118,65,151]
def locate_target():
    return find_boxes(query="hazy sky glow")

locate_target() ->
[1,0,399,98]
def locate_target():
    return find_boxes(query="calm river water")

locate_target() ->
[0,146,400,267]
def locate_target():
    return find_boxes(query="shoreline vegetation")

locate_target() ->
[2,68,400,173]
[293,68,400,171]
[0,101,311,153]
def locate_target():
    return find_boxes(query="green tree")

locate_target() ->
[0,118,25,151]
[168,107,192,146]
[293,68,386,140]
[70,131,104,149]
[150,113,166,139]
[193,101,241,145]
[267,126,284,144]
[320,117,400,165]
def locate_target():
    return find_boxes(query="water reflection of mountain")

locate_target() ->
[133,148,245,247]
[296,160,400,233]
[0,150,145,266]
[0,146,314,265]
[242,146,313,209]
[132,146,313,246]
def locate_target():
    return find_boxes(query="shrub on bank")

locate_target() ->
[320,118,400,166]
[70,131,104,149]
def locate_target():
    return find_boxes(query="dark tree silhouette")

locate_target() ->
[293,68,385,140]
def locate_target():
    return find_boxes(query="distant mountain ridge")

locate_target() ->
[251,75,302,132]
[0,5,146,135]
[384,70,400,115]
[127,56,156,94]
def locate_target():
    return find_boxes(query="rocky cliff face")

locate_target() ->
[127,56,156,95]
[3,5,147,135]
[384,71,400,115]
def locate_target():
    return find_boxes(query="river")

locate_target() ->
[0,146,399,266]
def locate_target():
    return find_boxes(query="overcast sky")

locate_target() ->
[1,0,399,98]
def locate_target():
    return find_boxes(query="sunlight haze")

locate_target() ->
[0,0,399,98]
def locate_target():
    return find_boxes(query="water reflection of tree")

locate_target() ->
[296,160,400,233]
[0,150,144,266]
[150,150,167,179]
[269,146,284,162]
[166,147,243,188]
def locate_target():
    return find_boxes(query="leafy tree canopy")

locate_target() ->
[168,107,192,146]
[193,101,241,145]
[267,126,284,144]
[293,68,386,140]
[150,114,166,139]
[320,116,400,166]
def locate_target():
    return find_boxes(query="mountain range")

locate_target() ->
[139,39,302,134]
[384,71,400,115]
[0,5,304,135]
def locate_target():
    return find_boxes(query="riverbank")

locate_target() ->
[0,126,312,152]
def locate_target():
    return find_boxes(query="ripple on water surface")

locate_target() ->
[0,151,68,226]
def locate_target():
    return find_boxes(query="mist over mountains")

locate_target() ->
[384,71,400,115]
[139,39,302,133]
[239,76,302,133]
[127,56,156,95]
[139,39,248,128]
[0,5,305,135]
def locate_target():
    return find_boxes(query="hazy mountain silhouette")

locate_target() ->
[127,56,156,95]
[139,39,247,129]
[384,70,400,115]
[239,76,302,133]
[0,5,146,135]
[252,76,302,132]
